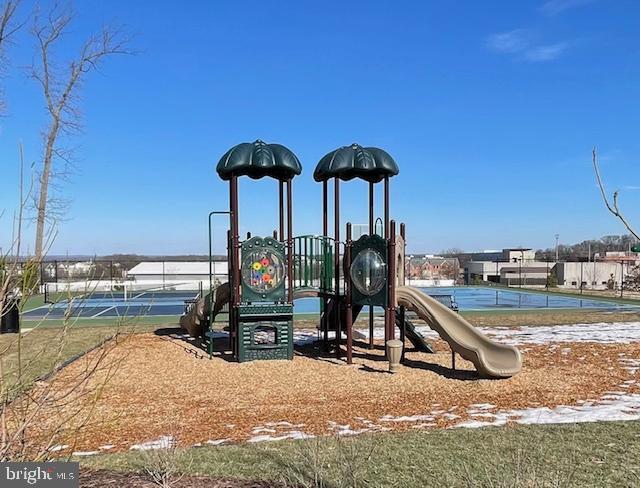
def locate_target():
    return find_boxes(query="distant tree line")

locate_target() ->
[535,234,638,261]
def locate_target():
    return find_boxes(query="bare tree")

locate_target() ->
[592,147,639,241]
[0,0,23,115]
[31,4,132,259]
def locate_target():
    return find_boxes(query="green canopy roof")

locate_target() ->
[216,140,302,181]
[313,144,399,183]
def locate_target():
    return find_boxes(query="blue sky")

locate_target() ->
[1,0,639,255]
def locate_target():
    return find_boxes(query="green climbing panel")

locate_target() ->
[236,304,293,362]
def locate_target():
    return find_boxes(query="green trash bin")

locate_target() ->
[1,295,20,334]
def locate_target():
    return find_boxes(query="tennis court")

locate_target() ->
[22,289,199,319]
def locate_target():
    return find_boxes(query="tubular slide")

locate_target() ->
[180,282,230,337]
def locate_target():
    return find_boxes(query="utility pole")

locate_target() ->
[555,234,560,263]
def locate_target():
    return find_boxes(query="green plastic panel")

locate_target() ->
[241,236,287,303]
[292,235,334,293]
[238,304,293,317]
[237,320,293,362]
[350,234,389,307]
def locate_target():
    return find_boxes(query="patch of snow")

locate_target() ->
[379,414,435,422]
[353,321,640,346]
[470,403,495,410]
[264,421,305,428]
[457,392,640,429]
[456,418,508,428]
[98,444,114,450]
[248,431,314,443]
[73,451,99,457]
[48,445,69,452]
[478,322,640,346]
[206,438,231,446]
[130,435,174,451]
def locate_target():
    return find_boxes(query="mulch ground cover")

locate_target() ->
[25,329,640,455]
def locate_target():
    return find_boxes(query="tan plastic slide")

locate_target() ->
[180,282,230,337]
[396,286,522,378]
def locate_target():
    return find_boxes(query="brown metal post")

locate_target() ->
[334,177,341,359]
[231,176,240,307]
[368,181,374,349]
[400,305,406,362]
[384,176,390,238]
[227,229,233,352]
[279,180,284,241]
[399,222,406,360]
[389,220,396,341]
[345,222,353,364]
[400,222,406,288]
[287,179,294,303]
[322,181,329,348]
[383,177,390,344]
[229,176,241,359]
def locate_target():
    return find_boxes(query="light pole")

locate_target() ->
[407,255,413,286]
[518,257,522,288]
[555,234,559,263]
[546,259,550,290]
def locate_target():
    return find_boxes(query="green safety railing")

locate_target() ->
[292,235,334,293]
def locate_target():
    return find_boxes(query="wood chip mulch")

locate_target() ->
[26,330,640,454]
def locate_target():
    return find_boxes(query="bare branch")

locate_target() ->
[0,0,24,115]
[31,4,134,259]
[592,147,640,241]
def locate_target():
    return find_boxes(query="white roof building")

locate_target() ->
[126,261,228,284]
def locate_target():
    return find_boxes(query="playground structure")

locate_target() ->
[181,140,522,378]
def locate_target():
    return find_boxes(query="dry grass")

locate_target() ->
[459,310,640,327]
[22,330,640,455]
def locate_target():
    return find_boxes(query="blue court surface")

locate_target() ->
[21,286,638,321]
[424,286,639,311]
[294,286,639,314]
[22,290,199,319]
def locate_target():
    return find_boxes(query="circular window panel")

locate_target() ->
[350,249,387,296]
[241,250,286,293]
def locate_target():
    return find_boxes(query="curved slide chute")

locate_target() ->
[180,282,231,337]
[396,286,522,378]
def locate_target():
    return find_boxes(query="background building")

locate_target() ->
[126,261,229,289]
[464,247,639,289]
